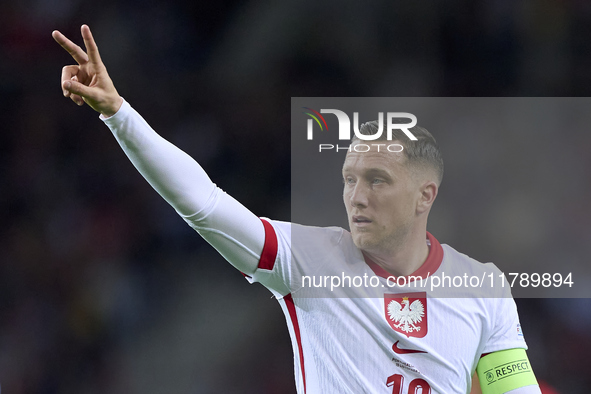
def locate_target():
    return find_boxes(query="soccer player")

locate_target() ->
[52,25,542,394]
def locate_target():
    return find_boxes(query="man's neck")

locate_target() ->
[362,228,430,277]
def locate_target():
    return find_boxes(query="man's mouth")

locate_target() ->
[352,215,372,225]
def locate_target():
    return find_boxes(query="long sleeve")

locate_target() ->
[100,99,265,274]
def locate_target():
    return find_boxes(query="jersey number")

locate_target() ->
[387,374,431,394]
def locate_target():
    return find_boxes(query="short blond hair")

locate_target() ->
[353,121,444,185]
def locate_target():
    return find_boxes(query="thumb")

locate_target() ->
[63,80,95,100]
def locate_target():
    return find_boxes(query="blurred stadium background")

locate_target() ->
[1,0,590,392]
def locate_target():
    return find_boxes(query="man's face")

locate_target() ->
[342,142,421,254]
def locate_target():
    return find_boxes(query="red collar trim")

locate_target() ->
[363,232,443,283]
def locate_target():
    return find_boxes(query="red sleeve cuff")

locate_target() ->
[257,218,278,270]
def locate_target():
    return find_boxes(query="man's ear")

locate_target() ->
[417,180,438,214]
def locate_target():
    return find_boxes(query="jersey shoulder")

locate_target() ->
[439,243,509,298]
[441,243,503,276]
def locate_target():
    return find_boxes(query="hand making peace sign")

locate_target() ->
[52,25,123,117]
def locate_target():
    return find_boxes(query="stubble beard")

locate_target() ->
[351,218,414,257]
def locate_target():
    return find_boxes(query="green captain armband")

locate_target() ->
[476,348,538,394]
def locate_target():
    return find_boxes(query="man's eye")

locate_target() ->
[372,178,384,184]
[343,177,355,185]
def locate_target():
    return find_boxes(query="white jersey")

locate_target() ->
[101,101,529,394]
[247,220,527,394]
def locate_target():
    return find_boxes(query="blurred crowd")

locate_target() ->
[1,0,591,392]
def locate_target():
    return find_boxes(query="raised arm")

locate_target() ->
[52,25,265,275]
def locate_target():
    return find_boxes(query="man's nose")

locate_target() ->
[349,183,369,208]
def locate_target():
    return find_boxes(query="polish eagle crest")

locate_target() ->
[387,296,425,334]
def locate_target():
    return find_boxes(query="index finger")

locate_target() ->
[52,30,89,65]
[81,25,103,65]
